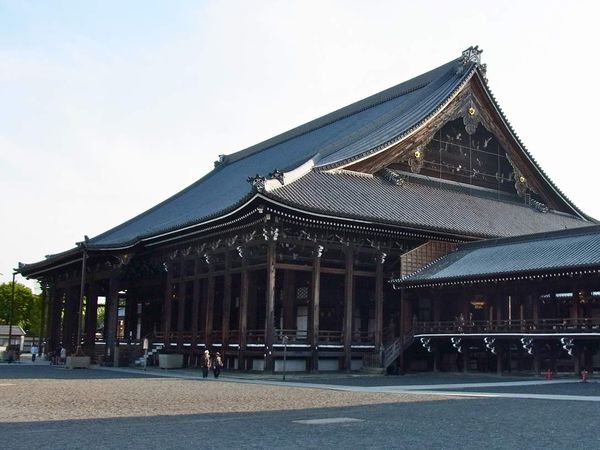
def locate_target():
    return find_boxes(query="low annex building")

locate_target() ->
[19,47,597,373]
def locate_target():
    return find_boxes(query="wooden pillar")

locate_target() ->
[191,277,201,358]
[163,270,173,346]
[105,278,119,364]
[47,285,61,353]
[238,257,249,369]
[571,288,580,321]
[532,293,539,326]
[374,257,384,354]
[265,241,276,372]
[63,286,79,353]
[38,285,48,352]
[343,248,354,371]
[222,253,232,354]
[85,282,99,352]
[177,281,186,350]
[282,270,296,331]
[310,248,322,372]
[574,345,581,375]
[205,265,215,348]
[399,288,406,371]
[496,349,502,375]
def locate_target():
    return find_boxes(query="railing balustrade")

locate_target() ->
[413,317,600,335]
[143,328,381,347]
[274,329,308,344]
[317,330,343,344]
[350,330,375,344]
[246,329,266,344]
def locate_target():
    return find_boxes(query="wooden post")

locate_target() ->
[571,288,580,321]
[574,344,581,376]
[85,283,99,352]
[311,248,322,372]
[38,284,48,352]
[282,270,296,331]
[177,281,186,350]
[222,252,232,356]
[63,286,79,353]
[399,287,406,372]
[496,349,502,375]
[191,277,200,360]
[105,278,119,364]
[205,265,215,349]
[432,343,439,372]
[47,286,61,353]
[374,257,384,357]
[532,293,539,327]
[238,257,249,370]
[265,241,276,372]
[163,269,173,346]
[343,248,354,371]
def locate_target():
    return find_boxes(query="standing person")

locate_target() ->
[59,345,66,365]
[201,350,211,378]
[30,343,38,363]
[213,352,223,379]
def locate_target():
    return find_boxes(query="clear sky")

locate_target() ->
[2,0,599,287]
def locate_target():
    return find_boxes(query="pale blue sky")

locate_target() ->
[2,0,599,286]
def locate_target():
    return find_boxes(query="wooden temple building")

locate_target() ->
[18,47,600,373]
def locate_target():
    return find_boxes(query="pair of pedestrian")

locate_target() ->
[200,350,223,378]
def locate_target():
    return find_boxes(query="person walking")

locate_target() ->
[30,343,38,363]
[59,345,66,365]
[213,352,223,379]
[201,350,211,378]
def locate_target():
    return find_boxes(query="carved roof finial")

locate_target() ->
[214,154,226,168]
[462,45,483,65]
[247,174,267,192]
[269,169,285,185]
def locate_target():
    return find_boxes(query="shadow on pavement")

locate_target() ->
[0,397,598,450]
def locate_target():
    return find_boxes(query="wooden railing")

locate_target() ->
[246,329,266,344]
[146,328,379,347]
[350,331,375,345]
[274,329,309,344]
[317,330,343,344]
[414,318,600,335]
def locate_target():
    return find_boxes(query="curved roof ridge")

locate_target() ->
[317,63,476,169]
[221,57,463,167]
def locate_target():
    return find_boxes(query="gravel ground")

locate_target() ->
[0,365,457,423]
[2,365,600,449]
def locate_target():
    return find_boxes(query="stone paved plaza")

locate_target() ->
[1,363,599,449]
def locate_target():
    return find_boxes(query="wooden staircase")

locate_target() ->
[382,329,414,369]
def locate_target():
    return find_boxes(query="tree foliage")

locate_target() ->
[0,282,43,336]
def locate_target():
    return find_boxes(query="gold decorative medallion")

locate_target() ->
[468,107,476,116]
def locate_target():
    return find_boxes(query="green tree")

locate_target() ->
[0,282,43,336]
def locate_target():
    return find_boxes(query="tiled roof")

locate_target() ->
[265,170,590,239]
[0,325,26,336]
[399,225,600,285]
[87,56,474,248]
